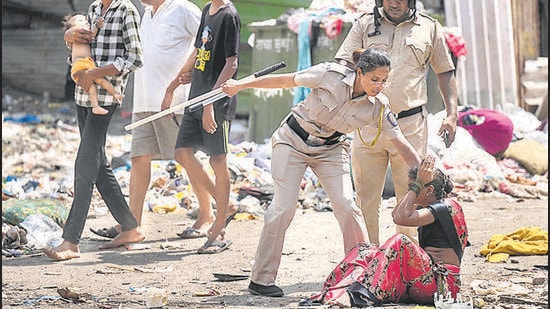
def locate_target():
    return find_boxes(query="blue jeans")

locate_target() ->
[62,105,137,244]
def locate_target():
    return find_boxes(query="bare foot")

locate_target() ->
[92,106,109,115]
[99,228,145,249]
[42,241,80,261]
[207,223,226,242]
[206,203,239,236]
[191,214,215,231]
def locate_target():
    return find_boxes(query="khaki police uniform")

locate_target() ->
[251,62,404,286]
[335,10,455,244]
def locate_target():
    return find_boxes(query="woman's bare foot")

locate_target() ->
[92,105,109,115]
[42,241,80,261]
[99,228,145,249]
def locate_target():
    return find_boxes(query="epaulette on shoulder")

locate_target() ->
[417,11,436,22]
[357,12,374,21]
[326,62,352,76]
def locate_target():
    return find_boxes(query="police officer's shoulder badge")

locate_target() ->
[386,111,398,127]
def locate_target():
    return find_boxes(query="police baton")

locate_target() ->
[124,61,287,131]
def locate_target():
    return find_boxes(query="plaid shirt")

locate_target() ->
[74,0,143,107]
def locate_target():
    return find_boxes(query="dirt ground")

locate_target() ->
[2,88,548,308]
[2,194,548,309]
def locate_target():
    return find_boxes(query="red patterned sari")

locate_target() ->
[305,199,468,307]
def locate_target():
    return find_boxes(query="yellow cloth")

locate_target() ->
[71,57,96,81]
[480,226,548,261]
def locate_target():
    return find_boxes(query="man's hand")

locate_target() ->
[161,90,173,112]
[202,105,217,134]
[65,27,94,44]
[73,70,95,92]
[438,115,457,148]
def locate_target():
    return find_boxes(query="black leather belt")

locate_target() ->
[286,115,343,146]
[397,106,422,119]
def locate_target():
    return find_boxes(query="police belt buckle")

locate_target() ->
[305,135,326,146]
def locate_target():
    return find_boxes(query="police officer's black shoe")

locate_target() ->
[248,281,284,297]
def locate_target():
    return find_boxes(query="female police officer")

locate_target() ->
[221,48,421,297]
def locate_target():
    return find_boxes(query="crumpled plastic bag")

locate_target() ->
[2,199,69,228]
[19,213,63,249]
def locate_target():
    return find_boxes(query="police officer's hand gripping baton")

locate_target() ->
[124,62,287,131]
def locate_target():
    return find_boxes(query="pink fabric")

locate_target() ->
[323,17,343,39]
[308,235,461,306]
[444,32,468,58]
[308,200,468,307]
[458,109,514,155]
[447,199,469,252]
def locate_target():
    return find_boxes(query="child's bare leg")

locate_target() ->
[95,78,125,104]
[88,86,109,115]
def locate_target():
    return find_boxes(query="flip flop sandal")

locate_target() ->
[197,239,232,254]
[89,227,119,239]
[177,227,207,239]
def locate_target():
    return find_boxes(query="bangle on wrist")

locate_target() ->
[408,182,421,196]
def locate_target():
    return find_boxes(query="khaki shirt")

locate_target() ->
[290,62,400,140]
[335,10,454,114]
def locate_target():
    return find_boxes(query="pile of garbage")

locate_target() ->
[1,113,334,255]
[2,98,548,256]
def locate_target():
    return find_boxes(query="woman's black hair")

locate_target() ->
[408,166,454,200]
[352,48,391,74]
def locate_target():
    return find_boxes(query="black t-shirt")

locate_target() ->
[190,2,240,120]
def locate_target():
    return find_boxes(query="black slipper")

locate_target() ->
[213,273,249,282]
[89,227,119,239]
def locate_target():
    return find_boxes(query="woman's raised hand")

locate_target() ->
[417,154,436,185]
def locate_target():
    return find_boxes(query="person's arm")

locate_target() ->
[437,70,458,147]
[73,64,120,92]
[390,131,421,168]
[161,48,197,111]
[392,156,436,226]
[213,55,238,90]
[221,73,298,97]
[202,55,239,132]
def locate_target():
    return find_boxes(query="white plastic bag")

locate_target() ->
[19,213,63,249]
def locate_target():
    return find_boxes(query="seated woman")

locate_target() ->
[301,154,469,307]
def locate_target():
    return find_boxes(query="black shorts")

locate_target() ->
[175,106,231,156]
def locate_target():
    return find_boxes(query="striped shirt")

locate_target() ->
[74,0,143,107]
